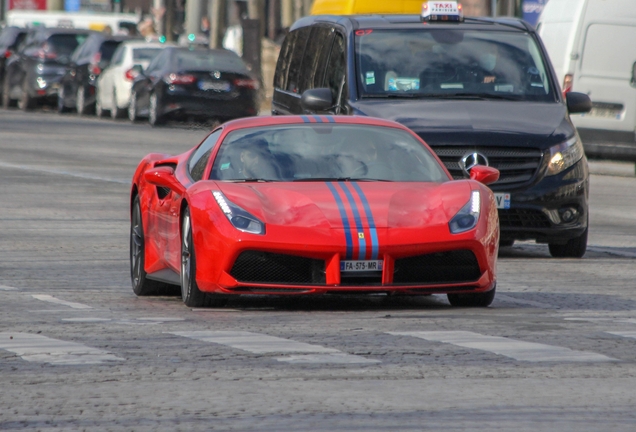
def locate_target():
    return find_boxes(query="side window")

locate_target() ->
[324,33,346,103]
[298,26,332,93]
[274,31,296,90]
[189,129,223,181]
[71,42,86,63]
[285,27,310,93]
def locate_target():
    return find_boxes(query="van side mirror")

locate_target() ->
[566,92,592,114]
[300,88,334,112]
[469,165,500,185]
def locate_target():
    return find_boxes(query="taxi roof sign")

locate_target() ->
[421,1,464,22]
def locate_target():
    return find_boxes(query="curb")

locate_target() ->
[588,160,636,178]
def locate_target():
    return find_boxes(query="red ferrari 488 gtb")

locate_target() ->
[130,116,500,307]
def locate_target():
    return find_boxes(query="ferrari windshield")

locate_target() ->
[209,124,449,182]
[356,29,555,102]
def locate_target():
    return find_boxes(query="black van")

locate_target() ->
[272,13,593,258]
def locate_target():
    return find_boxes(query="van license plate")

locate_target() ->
[340,260,383,272]
[494,193,511,209]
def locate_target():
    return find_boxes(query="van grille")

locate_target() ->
[433,146,543,187]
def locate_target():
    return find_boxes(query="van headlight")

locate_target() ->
[449,191,480,234]
[212,191,265,235]
[546,136,584,176]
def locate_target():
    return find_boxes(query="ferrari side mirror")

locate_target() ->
[143,166,185,195]
[469,165,500,185]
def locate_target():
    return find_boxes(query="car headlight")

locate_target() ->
[212,191,265,235]
[449,190,480,234]
[546,136,584,176]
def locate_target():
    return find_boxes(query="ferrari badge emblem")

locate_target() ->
[358,232,365,239]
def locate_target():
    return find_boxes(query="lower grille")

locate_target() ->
[433,146,543,187]
[230,251,325,284]
[498,208,551,229]
[393,250,481,284]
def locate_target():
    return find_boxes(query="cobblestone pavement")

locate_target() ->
[0,110,635,431]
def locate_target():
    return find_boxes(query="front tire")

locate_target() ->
[180,208,227,307]
[95,94,104,117]
[130,196,167,296]
[549,226,588,258]
[57,86,69,113]
[2,75,16,108]
[447,284,496,307]
[76,86,86,115]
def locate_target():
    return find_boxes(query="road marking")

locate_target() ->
[61,318,112,323]
[388,331,616,362]
[0,284,18,291]
[587,246,636,258]
[61,317,185,324]
[169,330,378,364]
[565,317,636,325]
[276,353,380,364]
[0,160,129,184]
[606,331,636,339]
[32,294,92,310]
[0,332,124,365]
[495,293,559,309]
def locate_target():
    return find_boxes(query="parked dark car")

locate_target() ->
[272,13,593,258]
[57,33,132,115]
[2,28,92,110]
[0,27,27,100]
[128,46,259,126]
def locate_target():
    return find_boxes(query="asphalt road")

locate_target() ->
[1,109,635,431]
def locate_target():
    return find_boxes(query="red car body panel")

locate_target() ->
[131,115,499,296]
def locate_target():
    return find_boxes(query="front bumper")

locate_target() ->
[495,158,589,244]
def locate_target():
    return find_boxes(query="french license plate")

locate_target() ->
[340,260,383,272]
[494,193,511,209]
[198,80,230,91]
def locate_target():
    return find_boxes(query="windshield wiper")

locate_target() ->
[449,92,523,101]
[224,178,273,183]
[293,177,392,182]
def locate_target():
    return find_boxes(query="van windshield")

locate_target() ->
[356,29,556,102]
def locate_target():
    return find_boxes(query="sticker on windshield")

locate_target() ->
[221,162,231,170]
[366,72,375,85]
[388,77,420,92]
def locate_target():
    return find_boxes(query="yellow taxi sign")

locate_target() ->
[421,1,464,22]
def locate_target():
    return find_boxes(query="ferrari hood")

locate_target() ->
[214,181,472,229]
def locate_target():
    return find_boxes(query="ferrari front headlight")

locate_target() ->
[449,190,480,234]
[212,191,265,235]
[546,136,584,176]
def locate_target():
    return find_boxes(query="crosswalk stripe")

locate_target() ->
[168,331,378,364]
[0,284,18,291]
[32,294,92,309]
[388,331,616,362]
[0,332,124,365]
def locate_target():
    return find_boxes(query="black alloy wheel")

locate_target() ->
[130,196,167,296]
[180,207,227,308]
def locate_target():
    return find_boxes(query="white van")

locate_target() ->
[5,11,139,34]
[537,0,636,160]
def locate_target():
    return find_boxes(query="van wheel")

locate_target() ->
[549,227,588,258]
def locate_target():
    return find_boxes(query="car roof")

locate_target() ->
[119,40,174,49]
[291,14,532,33]
[221,115,414,132]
